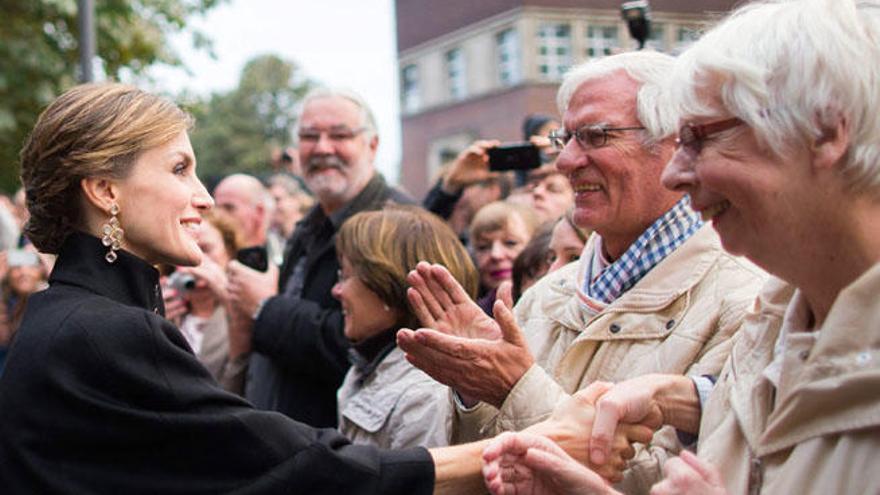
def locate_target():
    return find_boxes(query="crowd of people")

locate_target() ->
[0,0,877,493]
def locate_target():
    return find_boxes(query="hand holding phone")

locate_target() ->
[487,143,542,171]
[236,246,268,272]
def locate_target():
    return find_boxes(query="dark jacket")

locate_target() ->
[247,173,414,427]
[0,232,433,494]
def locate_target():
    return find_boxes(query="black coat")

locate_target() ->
[0,232,433,494]
[247,173,414,427]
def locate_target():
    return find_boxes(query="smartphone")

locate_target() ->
[487,143,542,171]
[236,246,268,272]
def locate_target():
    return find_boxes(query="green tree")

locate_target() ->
[187,54,312,179]
[0,0,224,193]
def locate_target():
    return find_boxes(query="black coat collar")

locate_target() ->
[50,231,165,316]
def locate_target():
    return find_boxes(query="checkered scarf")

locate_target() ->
[582,195,702,304]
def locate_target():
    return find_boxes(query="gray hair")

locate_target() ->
[665,0,880,194]
[295,87,378,141]
[557,50,678,141]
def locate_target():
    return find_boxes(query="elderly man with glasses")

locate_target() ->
[226,87,413,427]
[397,51,766,492]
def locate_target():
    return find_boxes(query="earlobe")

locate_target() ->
[811,114,849,171]
[80,177,119,214]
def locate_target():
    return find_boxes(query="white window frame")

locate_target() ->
[496,28,521,87]
[586,24,619,60]
[401,64,420,113]
[537,23,572,81]
[446,48,467,100]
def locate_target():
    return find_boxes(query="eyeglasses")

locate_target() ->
[675,118,743,154]
[549,124,645,151]
[298,126,367,143]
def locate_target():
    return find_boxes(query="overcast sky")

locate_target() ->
[146,0,402,183]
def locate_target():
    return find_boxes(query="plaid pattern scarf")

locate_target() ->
[582,195,703,304]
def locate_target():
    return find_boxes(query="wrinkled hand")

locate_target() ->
[398,272,533,408]
[590,375,680,466]
[650,451,727,495]
[407,262,502,340]
[482,432,618,495]
[226,260,279,320]
[178,257,229,305]
[525,383,655,483]
[442,140,501,193]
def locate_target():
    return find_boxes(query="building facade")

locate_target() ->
[395,0,738,198]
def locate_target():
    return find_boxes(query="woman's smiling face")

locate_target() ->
[114,131,214,267]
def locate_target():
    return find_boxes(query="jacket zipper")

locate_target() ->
[748,455,764,495]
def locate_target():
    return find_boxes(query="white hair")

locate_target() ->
[295,86,378,140]
[666,0,880,194]
[556,50,678,141]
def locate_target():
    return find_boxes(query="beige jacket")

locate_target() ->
[338,347,451,449]
[453,225,767,492]
[697,264,880,495]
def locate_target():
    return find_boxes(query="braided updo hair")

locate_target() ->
[19,83,193,253]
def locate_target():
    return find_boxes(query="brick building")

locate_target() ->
[395,0,738,198]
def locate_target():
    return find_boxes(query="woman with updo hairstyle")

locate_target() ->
[0,83,441,492]
[333,206,478,449]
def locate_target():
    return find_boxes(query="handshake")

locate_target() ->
[479,379,659,494]
[480,375,723,495]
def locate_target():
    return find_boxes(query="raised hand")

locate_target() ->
[177,257,229,305]
[406,261,501,340]
[441,140,501,193]
[398,265,533,408]
[226,259,279,320]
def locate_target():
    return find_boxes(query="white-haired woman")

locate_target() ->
[482,0,880,494]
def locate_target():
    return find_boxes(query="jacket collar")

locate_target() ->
[49,231,165,316]
[547,225,725,332]
[730,263,880,455]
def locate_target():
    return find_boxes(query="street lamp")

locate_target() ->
[621,0,651,50]
[78,0,96,82]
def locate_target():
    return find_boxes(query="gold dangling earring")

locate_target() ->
[102,203,124,263]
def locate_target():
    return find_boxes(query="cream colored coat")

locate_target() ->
[453,226,767,493]
[338,347,451,449]
[697,264,880,495]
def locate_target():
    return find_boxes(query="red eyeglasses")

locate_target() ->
[675,117,743,154]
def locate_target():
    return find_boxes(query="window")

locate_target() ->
[496,28,521,86]
[446,48,467,100]
[645,23,666,52]
[537,23,572,81]
[674,26,701,54]
[586,24,619,59]
[400,64,420,113]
